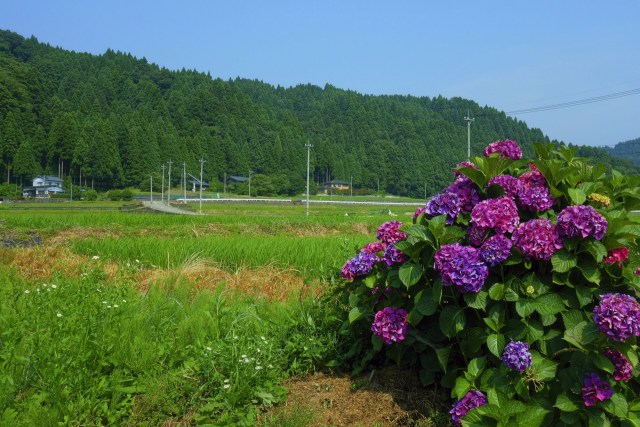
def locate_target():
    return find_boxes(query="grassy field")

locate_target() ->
[0,202,445,426]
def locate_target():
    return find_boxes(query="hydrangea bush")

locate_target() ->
[336,140,640,426]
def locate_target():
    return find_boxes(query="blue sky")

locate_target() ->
[1,0,639,147]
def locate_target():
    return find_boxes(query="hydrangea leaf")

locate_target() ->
[529,354,558,382]
[403,224,435,245]
[414,289,438,316]
[348,307,365,324]
[563,320,599,349]
[602,393,628,419]
[551,250,577,273]
[515,406,548,427]
[399,262,423,289]
[464,291,487,310]
[534,293,565,316]
[582,240,608,263]
[515,299,536,318]
[568,188,587,204]
[555,393,579,412]
[578,258,601,284]
[440,306,466,338]
[486,333,505,357]
[488,283,505,300]
[453,376,471,400]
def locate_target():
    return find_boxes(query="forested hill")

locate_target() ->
[0,29,636,197]
[606,138,640,166]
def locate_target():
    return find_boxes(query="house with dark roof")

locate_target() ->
[319,179,350,194]
[187,179,209,192]
[22,175,65,198]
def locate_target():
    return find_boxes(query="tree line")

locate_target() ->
[0,29,637,198]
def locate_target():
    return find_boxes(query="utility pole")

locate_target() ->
[199,158,206,214]
[224,172,227,195]
[305,141,312,217]
[350,176,353,198]
[161,164,165,202]
[150,175,153,202]
[248,170,253,197]
[464,109,475,160]
[183,162,187,202]
[167,160,172,204]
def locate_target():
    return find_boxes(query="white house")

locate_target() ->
[22,175,65,197]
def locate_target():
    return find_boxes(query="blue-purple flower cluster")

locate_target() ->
[480,234,513,266]
[501,341,533,372]
[557,205,608,240]
[449,390,487,426]
[371,306,408,345]
[383,244,407,266]
[340,252,380,281]
[483,139,523,160]
[425,192,462,225]
[512,219,563,261]
[582,373,613,407]
[593,293,640,341]
[434,243,489,293]
[603,349,633,381]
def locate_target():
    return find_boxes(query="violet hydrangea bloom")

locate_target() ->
[468,225,487,247]
[413,206,427,219]
[376,220,407,244]
[445,177,480,212]
[582,373,613,407]
[487,174,522,198]
[425,192,463,225]
[434,243,489,293]
[383,244,407,266]
[450,390,487,426]
[518,184,555,212]
[556,205,608,240]
[501,341,532,372]
[340,252,380,280]
[483,139,523,160]
[603,349,633,381]
[592,293,640,341]
[512,218,563,260]
[361,241,387,255]
[519,168,546,189]
[480,234,513,266]
[371,306,408,345]
[470,196,520,234]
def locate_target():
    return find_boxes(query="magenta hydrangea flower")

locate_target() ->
[383,244,407,266]
[468,225,487,247]
[582,373,613,407]
[603,248,629,268]
[371,306,408,345]
[501,341,532,372]
[376,220,407,244]
[450,390,487,426]
[454,161,479,178]
[480,234,513,266]
[592,293,640,341]
[445,177,480,212]
[519,168,546,189]
[518,184,555,212]
[603,349,633,381]
[361,241,387,255]
[483,139,523,160]
[425,192,463,225]
[434,243,489,293]
[512,219,563,260]
[340,252,380,280]
[470,196,520,234]
[487,174,522,198]
[556,205,608,240]
[413,206,427,219]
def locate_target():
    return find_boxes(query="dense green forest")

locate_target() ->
[606,137,640,166]
[0,29,637,198]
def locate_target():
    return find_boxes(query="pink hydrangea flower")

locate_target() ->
[483,139,523,160]
[603,248,629,268]
[371,307,408,345]
[512,219,563,260]
[376,220,407,244]
[470,196,519,234]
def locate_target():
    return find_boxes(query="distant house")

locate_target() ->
[187,179,209,192]
[226,175,249,185]
[320,179,350,194]
[22,175,64,198]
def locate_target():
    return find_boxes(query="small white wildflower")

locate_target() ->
[24,290,30,294]
[233,335,239,340]
[135,259,140,263]
[102,301,107,304]
[43,283,48,287]
[113,304,119,308]
[223,379,230,383]
[36,288,40,293]
[268,364,273,369]
[92,255,100,260]
[241,354,247,358]
[57,313,62,318]
[46,288,51,292]
[223,384,230,389]
[256,348,261,353]
[107,305,112,309]
[260,336,266,341]
[51,284,57,289]
[255,365,263,370]
[242,357,251,364]
[122,299,127,303]
[206,346,212,351]
[126,262,131,267]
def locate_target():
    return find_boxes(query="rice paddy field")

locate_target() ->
[0,201,447,426]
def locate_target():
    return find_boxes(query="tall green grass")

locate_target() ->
[0,268,338,426]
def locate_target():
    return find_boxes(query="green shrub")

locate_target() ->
[336,141,640,426]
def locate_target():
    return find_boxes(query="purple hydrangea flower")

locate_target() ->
[450,390,487,426]
[371,306,408,345]
[480,234,513,266]
[383,244,407,266]
[483,139,523,160]
[582,373,613,407]
[434,243,489,293]
[556,205,608,240]
[425,192,463,225]
[592,293,640,341]
[340,252,380,280]
[377,220,407,244]
[519,168,547,189]
[487,174,522,198]
[501,341,532,372]
[361,241,387,255]
[470,196,520,234]
[468,225,487,247]
[603,349,633,381]
[512,218,563,261]
[445,177,480,212]
[518,184,555,212]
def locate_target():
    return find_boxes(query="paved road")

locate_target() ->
[143,201,199,215]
